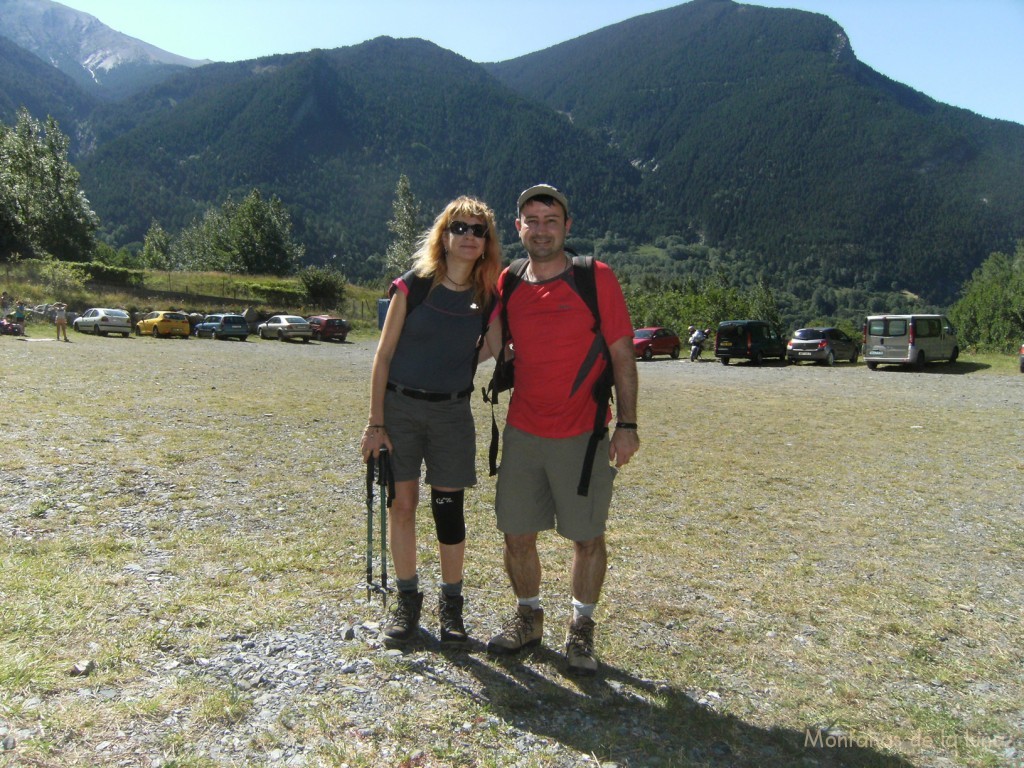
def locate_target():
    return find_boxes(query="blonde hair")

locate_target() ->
[411,195,501,307]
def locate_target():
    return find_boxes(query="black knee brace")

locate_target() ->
[431,488,466,545]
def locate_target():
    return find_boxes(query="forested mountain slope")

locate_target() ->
[486,0,1024,304]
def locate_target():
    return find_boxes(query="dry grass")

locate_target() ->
[1,330,1022,767]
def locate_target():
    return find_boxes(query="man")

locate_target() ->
[486,184,639,675]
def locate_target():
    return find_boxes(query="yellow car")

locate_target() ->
[136,310,190,339]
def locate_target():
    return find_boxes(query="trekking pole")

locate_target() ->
[377,447,395,594]
[365,454,375,601]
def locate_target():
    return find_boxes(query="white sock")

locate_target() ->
[517,595,541,611]
[572,598,596,621]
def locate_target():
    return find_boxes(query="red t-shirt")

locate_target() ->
[502,260,633,438]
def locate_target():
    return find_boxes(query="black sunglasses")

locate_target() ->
[448,220,488,238]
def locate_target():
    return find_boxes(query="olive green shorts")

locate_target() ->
[495,425,616,541]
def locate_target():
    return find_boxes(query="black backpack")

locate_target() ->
[483,253,613,496]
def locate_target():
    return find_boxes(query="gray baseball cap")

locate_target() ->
[517,183,569,216]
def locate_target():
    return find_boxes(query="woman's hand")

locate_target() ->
[360,424,392,460]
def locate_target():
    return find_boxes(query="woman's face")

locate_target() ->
[444,214,488,266]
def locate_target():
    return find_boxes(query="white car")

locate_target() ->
[257,315,312,342]
[73,308,132,337]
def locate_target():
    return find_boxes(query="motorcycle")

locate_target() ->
[688,331,706,361]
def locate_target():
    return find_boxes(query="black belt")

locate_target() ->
[387,382,473,401]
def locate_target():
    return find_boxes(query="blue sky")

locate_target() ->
[59,0,1024,126]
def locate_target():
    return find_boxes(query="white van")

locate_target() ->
[862,314,959,370]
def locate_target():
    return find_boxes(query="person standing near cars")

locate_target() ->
[484,184,639,675]
[14,300,26,335]
[360,195,501,646]
[54,302,70,341]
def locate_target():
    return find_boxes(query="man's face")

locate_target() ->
[516,200,571,263]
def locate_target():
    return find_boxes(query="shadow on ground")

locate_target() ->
[411,647,916,768]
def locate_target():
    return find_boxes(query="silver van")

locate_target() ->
[862,314,959,370]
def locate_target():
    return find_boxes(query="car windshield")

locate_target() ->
[794,329,825,340]
[634,329,653,339]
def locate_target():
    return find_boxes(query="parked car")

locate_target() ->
[307,315,350,342]
[862,314,958,370]
[257,315,312,342]
[787,327,859,366]
[1019,342,1023,373]
[194,313,249,341]
[714,320,787,365]
[136,310,191,338]
[633,326,680,360]
[72,308,131,337]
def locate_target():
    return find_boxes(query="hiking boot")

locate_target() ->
[438,593,468,646]
[382,590,423,644]
[486,604,543,655]
[565,615,598,676]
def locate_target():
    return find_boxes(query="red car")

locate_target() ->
[633,326,680,360]
[307,315,350,342]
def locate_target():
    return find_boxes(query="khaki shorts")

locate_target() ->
[495,425,616,541]
[384,388,476,488]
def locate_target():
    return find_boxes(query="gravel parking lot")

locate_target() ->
[2,334,1021,767]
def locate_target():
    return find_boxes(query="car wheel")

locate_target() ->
[824,350,835,366]
[752,351,763,366]
[669,345,680,359]
[949,346,959,363]
[849,349,858,364]
[93,324,101,336]
[642,347,653,361]
[279,332,287,341]
[914,351,926,371]
[301,337,309,343]
[312,330,321,341]
[121,333,129,338]
[720,357,729,365]
[153,326,161,338]
[259,328,267,339]
[867,361,878,371]
[134,325,142,336]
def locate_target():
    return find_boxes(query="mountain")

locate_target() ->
[77,38,644,277]
[0,0,209,100]
[0,32,95,129]
[486,0,1024,304]
[2,0,1023,307]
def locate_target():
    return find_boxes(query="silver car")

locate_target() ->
[72,308,132,337]
[787,327,858,366]
[256,315,312,342]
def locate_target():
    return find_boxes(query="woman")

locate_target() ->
[54,302,69,341]
[360,195,501,646]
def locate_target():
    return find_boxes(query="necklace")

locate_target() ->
[444,274,471,289]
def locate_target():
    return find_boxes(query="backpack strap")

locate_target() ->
[485,258,528,477]
[569,255,614,497]
[391,269,433,313]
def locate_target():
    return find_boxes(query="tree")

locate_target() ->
[300,264,347,310]
[226,189,304,275]
[383,175,422,279]
[168,189,304,275]
[0,109,97,263]
[949,241,1024,352]
[141,220,172,270]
